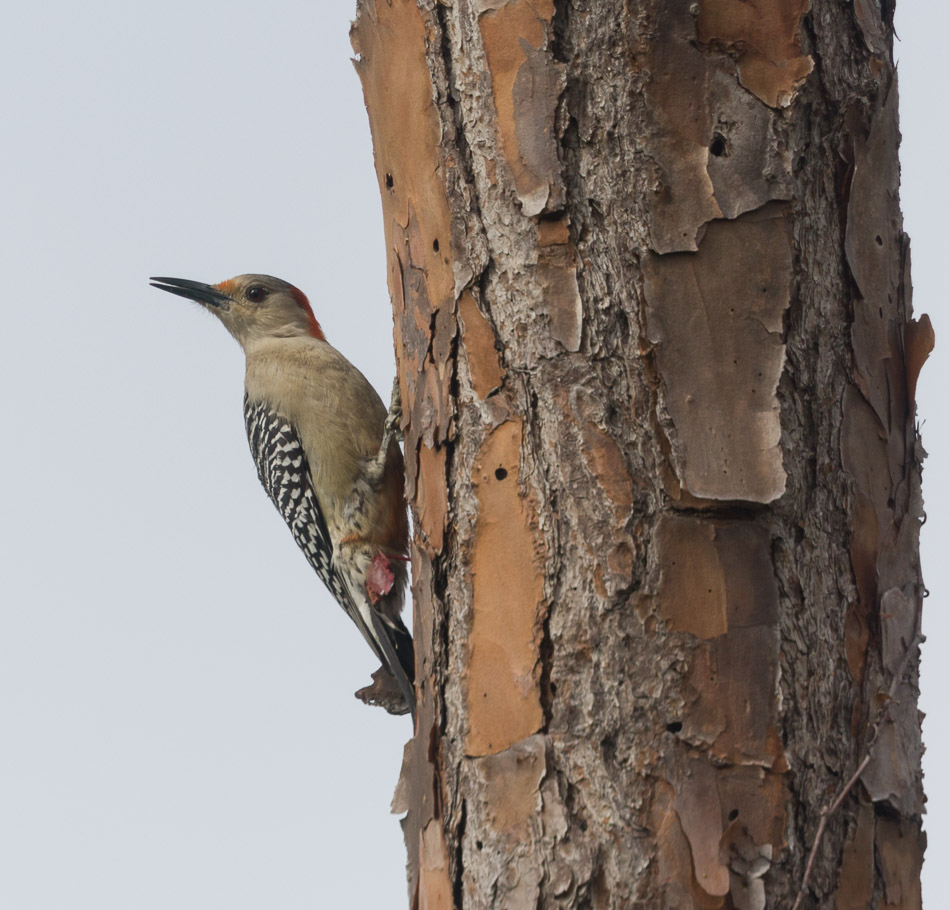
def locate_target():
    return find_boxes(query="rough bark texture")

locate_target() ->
[351,0,932,907]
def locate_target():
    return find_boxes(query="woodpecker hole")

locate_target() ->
[666,721,683,733]
[385,173,394,189]
[875,234,884,246]
[494,467,508,480]
[476,840,483,851]
[709,134,727,157]
[728,809,739,821]
[433,238,440,252]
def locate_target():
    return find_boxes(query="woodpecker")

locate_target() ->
[150,274,414,717]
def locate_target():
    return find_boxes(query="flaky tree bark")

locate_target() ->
[351,1,932,907]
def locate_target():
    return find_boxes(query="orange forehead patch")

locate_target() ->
[214,279,237,296]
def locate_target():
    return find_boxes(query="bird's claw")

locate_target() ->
[365,377,404,489]
[383,377,403,445]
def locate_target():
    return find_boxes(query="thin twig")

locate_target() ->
[789,625,923,910]
[790,755,871,910]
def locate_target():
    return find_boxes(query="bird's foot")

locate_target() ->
[382,376,403,445]
[365,377,404,489]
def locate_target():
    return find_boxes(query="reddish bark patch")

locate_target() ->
[904,314,934,407]
[653,516,728,640]
[417,444,448,555]
[652,515,784,771]
[673,758,731,897]
[418,820,453,910]
[663,748,786,904]
[478,0,565,216]
[653,780,724,908]
[580,421,634,516]
[352,0,454,308]
[643,203,791,503]
[640,3,795,253]
[641,6,722,253]
[353,0,456,489]
[697,0,813,108]
[465,420,545,756]
[461,736,549,906]
[537,216,582,352]
[458,290,505,399]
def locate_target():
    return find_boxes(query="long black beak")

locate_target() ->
[150,277,232,310]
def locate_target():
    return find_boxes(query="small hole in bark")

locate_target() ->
[550,682,557,695]
[494,467,508,480]
[580,821,588,832]
[875,234,883,246]
[385,173,394,188]
[666,721,683,733]
[709,134,727,157]
[433,238,440,252]
[476,840,483,851]
[728,809,739,821]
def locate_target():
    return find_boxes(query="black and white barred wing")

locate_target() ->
[243,397,377,649]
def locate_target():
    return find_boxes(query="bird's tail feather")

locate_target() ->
[369,610,415,720]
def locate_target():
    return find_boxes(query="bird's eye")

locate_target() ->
[247,286,266,302]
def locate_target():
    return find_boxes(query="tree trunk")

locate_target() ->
[351,0,932,907]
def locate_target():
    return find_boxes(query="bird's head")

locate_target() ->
[150,273,325,348]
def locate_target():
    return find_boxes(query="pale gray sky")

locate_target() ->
[0,2,944,907]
